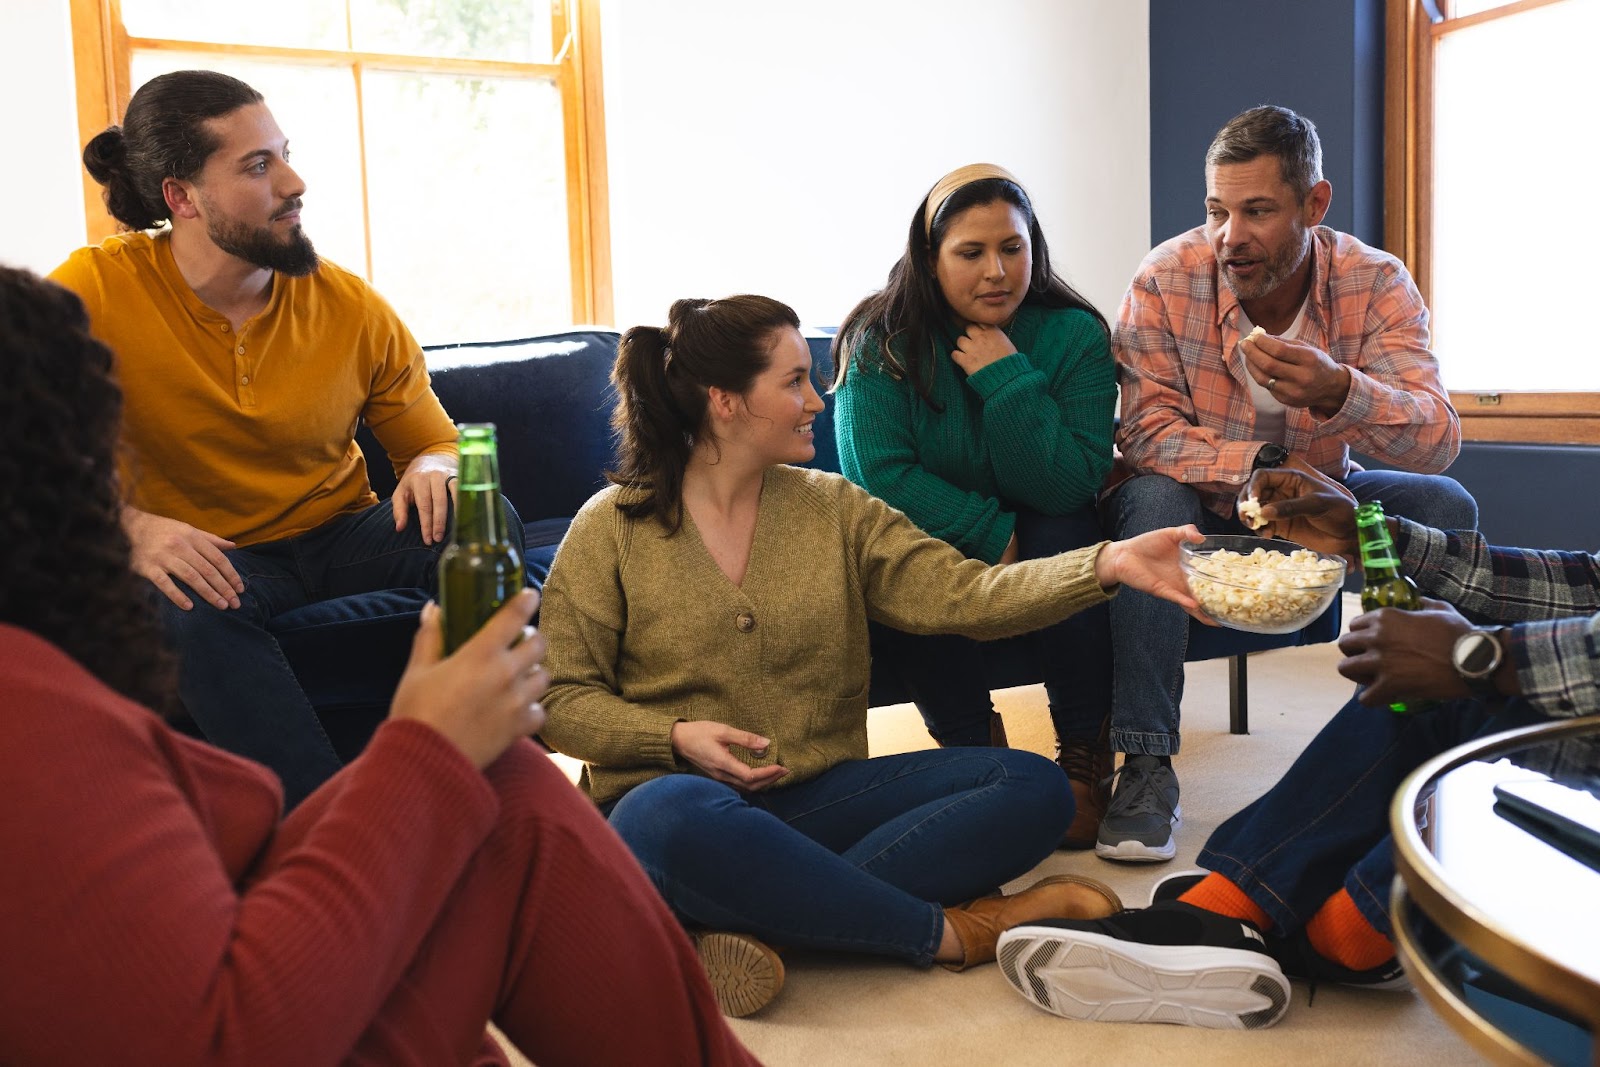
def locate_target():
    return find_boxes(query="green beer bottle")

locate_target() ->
[1355,500,1428,713]
[439,423,524,655]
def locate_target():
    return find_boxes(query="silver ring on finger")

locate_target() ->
[1266,377,1278,392]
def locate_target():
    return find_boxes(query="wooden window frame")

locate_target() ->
[67,0,612,326]
[1385,0,1594,445]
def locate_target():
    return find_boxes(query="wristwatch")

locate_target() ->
[1252,443,1289,470]
[1452,628,1505,698]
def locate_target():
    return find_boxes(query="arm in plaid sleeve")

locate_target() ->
[1311,263,1461,473]
[1399,519,1600,717]
[1113,274,1262,497]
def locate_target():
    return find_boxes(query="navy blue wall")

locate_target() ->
[1148,0,1385,249]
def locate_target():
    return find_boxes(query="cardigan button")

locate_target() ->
[735,612,756,633]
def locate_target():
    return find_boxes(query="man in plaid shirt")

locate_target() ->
[997,466,1592,1029]
[1094,106,1478,864]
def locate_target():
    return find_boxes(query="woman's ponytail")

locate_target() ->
[607,295,800,531]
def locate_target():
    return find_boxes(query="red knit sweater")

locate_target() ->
[0,624,504,1064]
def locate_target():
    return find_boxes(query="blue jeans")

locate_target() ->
[870,507,1112,747]
[1106,470,1478,754]
[157,500,450,809]
[1199,692,1544,937]
[605,748,1072,965]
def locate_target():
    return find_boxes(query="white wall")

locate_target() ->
[4,1,1152,332]
[2,0,85,274]
[600,0,1150,329]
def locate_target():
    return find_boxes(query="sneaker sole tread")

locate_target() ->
[997,926,1289,1030]
[696,932,784,1018]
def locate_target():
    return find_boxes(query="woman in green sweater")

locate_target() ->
[539,294,1207,1018]
[832,164,1117,850]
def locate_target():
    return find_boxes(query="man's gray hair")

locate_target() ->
[1206,105,1324,202]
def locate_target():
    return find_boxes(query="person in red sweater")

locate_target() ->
[0,265,755,1066]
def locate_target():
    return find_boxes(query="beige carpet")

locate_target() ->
[522,602,1482,1066]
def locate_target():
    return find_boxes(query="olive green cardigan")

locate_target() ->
[539,465,1112,806]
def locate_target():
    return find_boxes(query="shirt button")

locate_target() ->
[735,612,756,633]
[221,325,230,333]
[236,345,245,354]
[241,376,250,385]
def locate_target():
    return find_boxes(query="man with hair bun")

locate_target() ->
[51,69,482,808]
[1095,103,1477,864]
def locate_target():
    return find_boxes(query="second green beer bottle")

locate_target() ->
[439,423,524,655]
[1355,499,1429,714]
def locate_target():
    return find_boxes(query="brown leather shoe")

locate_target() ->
[1062,742,1113,851]
[940,874,1122,971]
[695,931,785,1017]
[1057,723,1113,850]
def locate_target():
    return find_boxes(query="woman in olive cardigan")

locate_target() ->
[538,294,1208,1018]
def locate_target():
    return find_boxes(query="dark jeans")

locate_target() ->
[606,748,1072,965]
[157,499,452,809]
[1199,692,1545,937]
[1106,469,1478,755]
[871,507,1112,748]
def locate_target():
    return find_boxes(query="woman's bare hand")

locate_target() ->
[670,720,788,792]
[389,590,548,769]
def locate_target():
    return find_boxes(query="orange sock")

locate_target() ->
[1304,889,1394,970]
[1178,873,1271,932]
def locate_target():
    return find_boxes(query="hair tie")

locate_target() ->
[923,163,1024,239]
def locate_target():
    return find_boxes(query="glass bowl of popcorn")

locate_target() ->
[1179,535,1346,634]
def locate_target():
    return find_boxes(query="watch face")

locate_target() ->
[1255,444,1288,469]
[1456,633,1497,675]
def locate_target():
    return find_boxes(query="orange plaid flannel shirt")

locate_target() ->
[1113,225,1460,519]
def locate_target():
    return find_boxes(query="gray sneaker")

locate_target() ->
[1096,755,1181,862]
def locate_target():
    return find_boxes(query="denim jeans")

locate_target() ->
[870,507,1112,748]
[605,748,1072,965]
[1106,470,1479,755]
[1199,692,1545,937]
[1342,467,1479,534]
[157,499,453,809]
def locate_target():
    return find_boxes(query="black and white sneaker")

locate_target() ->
[1147,871,1409,991]
[997,901,1290,1029]
[1147,869,1207,906]
[1271,927,1410,991]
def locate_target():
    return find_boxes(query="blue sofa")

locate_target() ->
[275,327,1339,757]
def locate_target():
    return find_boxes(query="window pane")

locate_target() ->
[362,71,570,344]
[128,54,369,276]
[349,0,553,63]
[121,0,347,50]
[1431,1,1600,390]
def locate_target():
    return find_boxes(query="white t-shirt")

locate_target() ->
[1236,299,1310,446]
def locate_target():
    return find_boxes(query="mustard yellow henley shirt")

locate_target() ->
[50,231,456,546]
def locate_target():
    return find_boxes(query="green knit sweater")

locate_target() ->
[539,465,1112,806]
[834,304,1116,564]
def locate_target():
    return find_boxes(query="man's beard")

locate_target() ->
[207,213,319,277]
[1221,226,1310,302]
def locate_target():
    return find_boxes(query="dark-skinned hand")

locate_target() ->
[1240,464,1358,559]
[1338,596,1475,706]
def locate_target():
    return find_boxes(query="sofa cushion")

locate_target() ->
[359,330,623,529]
